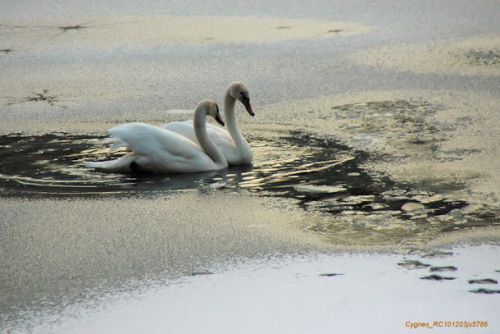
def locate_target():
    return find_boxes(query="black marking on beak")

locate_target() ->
[241,96,255,117]
[215,106,225,126]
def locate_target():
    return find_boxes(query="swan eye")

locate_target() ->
[241,95,250,104]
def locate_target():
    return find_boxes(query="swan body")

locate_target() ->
[164,82,254,165]
[85,100,227,173]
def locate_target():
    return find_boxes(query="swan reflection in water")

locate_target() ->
[0,130,354,197]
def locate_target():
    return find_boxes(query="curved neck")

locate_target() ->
[224,91,247,149]
[194,108,227,168]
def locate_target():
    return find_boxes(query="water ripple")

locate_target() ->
[2,130,497,241]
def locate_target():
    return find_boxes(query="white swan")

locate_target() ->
[164,82,254,165]
[84,100,227,173]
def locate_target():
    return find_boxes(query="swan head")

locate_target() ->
[199,100,225,126]
[228,81,254,117]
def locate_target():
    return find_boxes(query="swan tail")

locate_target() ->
[103,137,128,150]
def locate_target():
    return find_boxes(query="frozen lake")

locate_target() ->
[1,0,499,332]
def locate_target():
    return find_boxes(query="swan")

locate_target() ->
[84,100,228,173]
[164,82,254,165]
